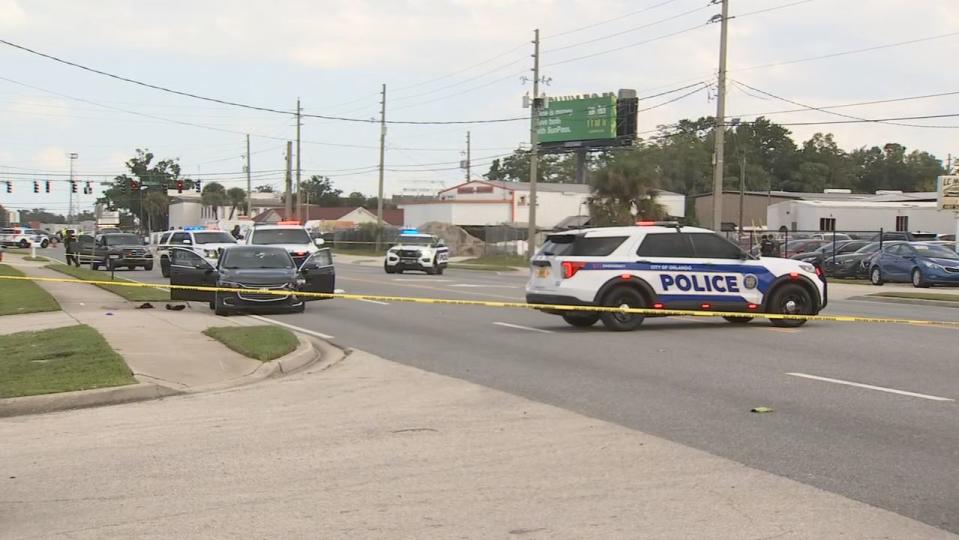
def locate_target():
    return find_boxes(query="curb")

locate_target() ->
[0,383,181,418]
[0,333,334,418]
[849,295,959,309]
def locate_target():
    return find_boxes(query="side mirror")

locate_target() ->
[313,238,325,246]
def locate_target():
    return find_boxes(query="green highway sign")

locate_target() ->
[537,95,617,144]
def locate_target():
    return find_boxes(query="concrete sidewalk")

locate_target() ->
[10,262,264,390]
[1,350,951,538]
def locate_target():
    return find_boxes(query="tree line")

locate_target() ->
[485,116,951,225]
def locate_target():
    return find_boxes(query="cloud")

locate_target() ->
[31,146,68,171]
[0,0,25,28]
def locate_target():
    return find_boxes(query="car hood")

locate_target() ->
[249,243,315,253]
[193,242,237,251]
[924,257,959,267]
[108,244,147,250]
[219,268,297,285]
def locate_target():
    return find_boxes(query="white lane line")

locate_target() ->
[247,315,335,340]
[358,298,389,306]
[334,288,345,294]
[393,278,450,282]
[492,322,553,334]
[786,372,954,402]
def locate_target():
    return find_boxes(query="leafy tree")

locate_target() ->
[201,182,228,219]
[484,150,574,183]
[588,148,665,226]
[141,191,169,232]
[345,191,367,207]
[19,208,66,223]
[254,184,275,193]
[75,211,96,221]
[97,149,186,230]
[298,175,342,206]
[226,187,247,219]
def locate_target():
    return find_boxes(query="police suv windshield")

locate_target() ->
[193,232,236,244]
[541,234,627,256]
[250,228,311,245]
[397,235,435,246]
[221,248,294,269]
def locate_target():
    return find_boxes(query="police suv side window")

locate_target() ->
[159,232,171,244]
[636,233,695,258]
[572,236,628,256]
[689,233,743,259]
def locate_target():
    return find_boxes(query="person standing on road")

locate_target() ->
[760,235,775,257]
[64,231,80,267]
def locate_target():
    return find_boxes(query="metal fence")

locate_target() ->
[722,229,892,259]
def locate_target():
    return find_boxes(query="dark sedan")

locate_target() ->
[822,241,882,278]
[791,240,870,267]
[168,245,335,315]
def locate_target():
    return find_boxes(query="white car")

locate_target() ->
[244,222,325,268]
[384,231,449,275]
[156,228,239,278]
[525,222,827,331]
[0,227,51,248]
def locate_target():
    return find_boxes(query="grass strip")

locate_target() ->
[0,264,60,316]
[46,264,170,302]
[870,291,959,302]
[0,325,136,398]
[203,325,299,361]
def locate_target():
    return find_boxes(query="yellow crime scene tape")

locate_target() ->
[2,274,959,328]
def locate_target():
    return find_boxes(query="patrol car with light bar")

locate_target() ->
[244,221,325,268]
[155,226,238,278]
[384,230,449,275]
[526,222,827,331]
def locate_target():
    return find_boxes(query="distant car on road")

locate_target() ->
[384,230,449,275]
[0,227,51,248]
[168,245,335,315]
[868,242,959,287]
[155,228,238,278]
[88,233,153,271]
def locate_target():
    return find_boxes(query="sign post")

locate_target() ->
[936,175,959,241]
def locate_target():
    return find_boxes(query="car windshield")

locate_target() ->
[853,242,881,254]
[193,232,236,244]
[221,248,294,269]
[914,244,959,260]
[103,234,141,245]
[397,235,435,246]
[250,228,310,245]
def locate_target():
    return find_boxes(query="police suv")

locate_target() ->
[526,222,827,331]
[155,227,238,277]
[244,221,325,268]
[384,230,449,275]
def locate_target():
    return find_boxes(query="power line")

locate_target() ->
[747,113,959,127]
[731,80,959,128]
[390,42,528,92]
[639,83,711,112]
[734,0,815,18]
[544,0,684,39]
[728,89,959,118]
[545,21,709,67]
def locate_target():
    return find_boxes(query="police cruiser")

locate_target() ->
[526,222,827,331]
[244,221,325,268]
[384,230,449,275]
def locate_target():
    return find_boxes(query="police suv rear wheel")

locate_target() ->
[723,316,753,324]
[562,312,600,327]
[599,287,646,331]
[768,284,812,328]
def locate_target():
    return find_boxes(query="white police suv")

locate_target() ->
[245,221,325,269]
[526,222,827,331]
[384,230,449,275]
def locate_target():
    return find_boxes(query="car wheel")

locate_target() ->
[562,312,600,327]
[90,261,99,271]
[214,294,230,316]
[912,268,930,288]
[291,302,306,314]
[768,284,813,328]
[209,302,215,310]
[870,266,883,286]
[384,262,394,274]
[723,316,753,324]
[144,263,153,271]
[435,265,444,276]
[599,287,646,331]
[40,239,49,248]
[18,239,29,248]
[160,258,170,278]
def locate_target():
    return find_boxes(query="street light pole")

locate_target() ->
[710,0,729,232]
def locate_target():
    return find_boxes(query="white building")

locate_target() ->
[768,199,956,234]
[168,191,282,230]
[399,180,685,229]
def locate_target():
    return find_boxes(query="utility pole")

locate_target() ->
[68,152,78,223]
[296,99,303,222]
[245,134,251,216]
[465,131,471,181]
[739,152,746,233]
[284,141,293,219]
[376,83,387,250]
[527,28,541,258]
[711,0,729,232]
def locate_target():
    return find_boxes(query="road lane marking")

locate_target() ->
[493,322,553,334]
[340,275,519,300]
[358,299,389,306]
[393,278,450,282]
[786,372,954,402]
[334,288,345,294]
[247,315,335,340]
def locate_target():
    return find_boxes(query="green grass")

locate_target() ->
[46,264,170,302]
[452,254,528,271]
[827,278,869,284]
[870,291,959,302]
[0,325,136,398]
[0,264,60,316]
[203,325,299,361]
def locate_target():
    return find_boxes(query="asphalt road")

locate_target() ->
[35,246,959,533]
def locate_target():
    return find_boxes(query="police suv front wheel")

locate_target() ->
[723,316,753,324]
[599,287,646,331]
[768,284,812,328]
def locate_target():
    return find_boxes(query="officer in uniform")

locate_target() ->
[65,231,80,267]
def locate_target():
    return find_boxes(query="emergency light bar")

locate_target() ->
[635,221,680,228]
[277,220,301,225]
[399,229,420,235]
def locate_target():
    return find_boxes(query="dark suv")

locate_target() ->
[89,233,153,271]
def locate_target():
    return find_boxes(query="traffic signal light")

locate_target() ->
[130,180,139,191]
[33,181,39,193]
[195,180,201,193]
[45,181,51,193]
[84,182,92,195]
[4,181,11,193]
[176,180,184,193]
[71,181,78,193]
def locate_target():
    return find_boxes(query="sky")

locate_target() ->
[1,0,957,216]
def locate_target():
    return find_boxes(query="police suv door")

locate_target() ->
[298,248,335,301]
[168,247,217,302]
[687,232,757,310]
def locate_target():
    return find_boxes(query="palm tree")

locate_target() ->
[226,187,247,219]
[201,182,228,220]
[588,149,665,226]
[141,191,169,232]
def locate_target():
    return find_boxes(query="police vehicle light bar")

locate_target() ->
[399,229,419,235]
[183,226,206,231]
[635,221,680,227]
[277,220,301,225]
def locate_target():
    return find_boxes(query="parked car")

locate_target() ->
[0,227,51,248]
[780,239,830,258]
[88,233,153,271]
[868,242,959,288]
[869,231,938,242]
[168,245,335,315]
[155,228,238,278]
[822,241,883,278]
[791,240,870,267]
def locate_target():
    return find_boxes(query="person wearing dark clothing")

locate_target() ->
[760,235,776,257]
[231,225,242,240]
[64,233,80,267]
